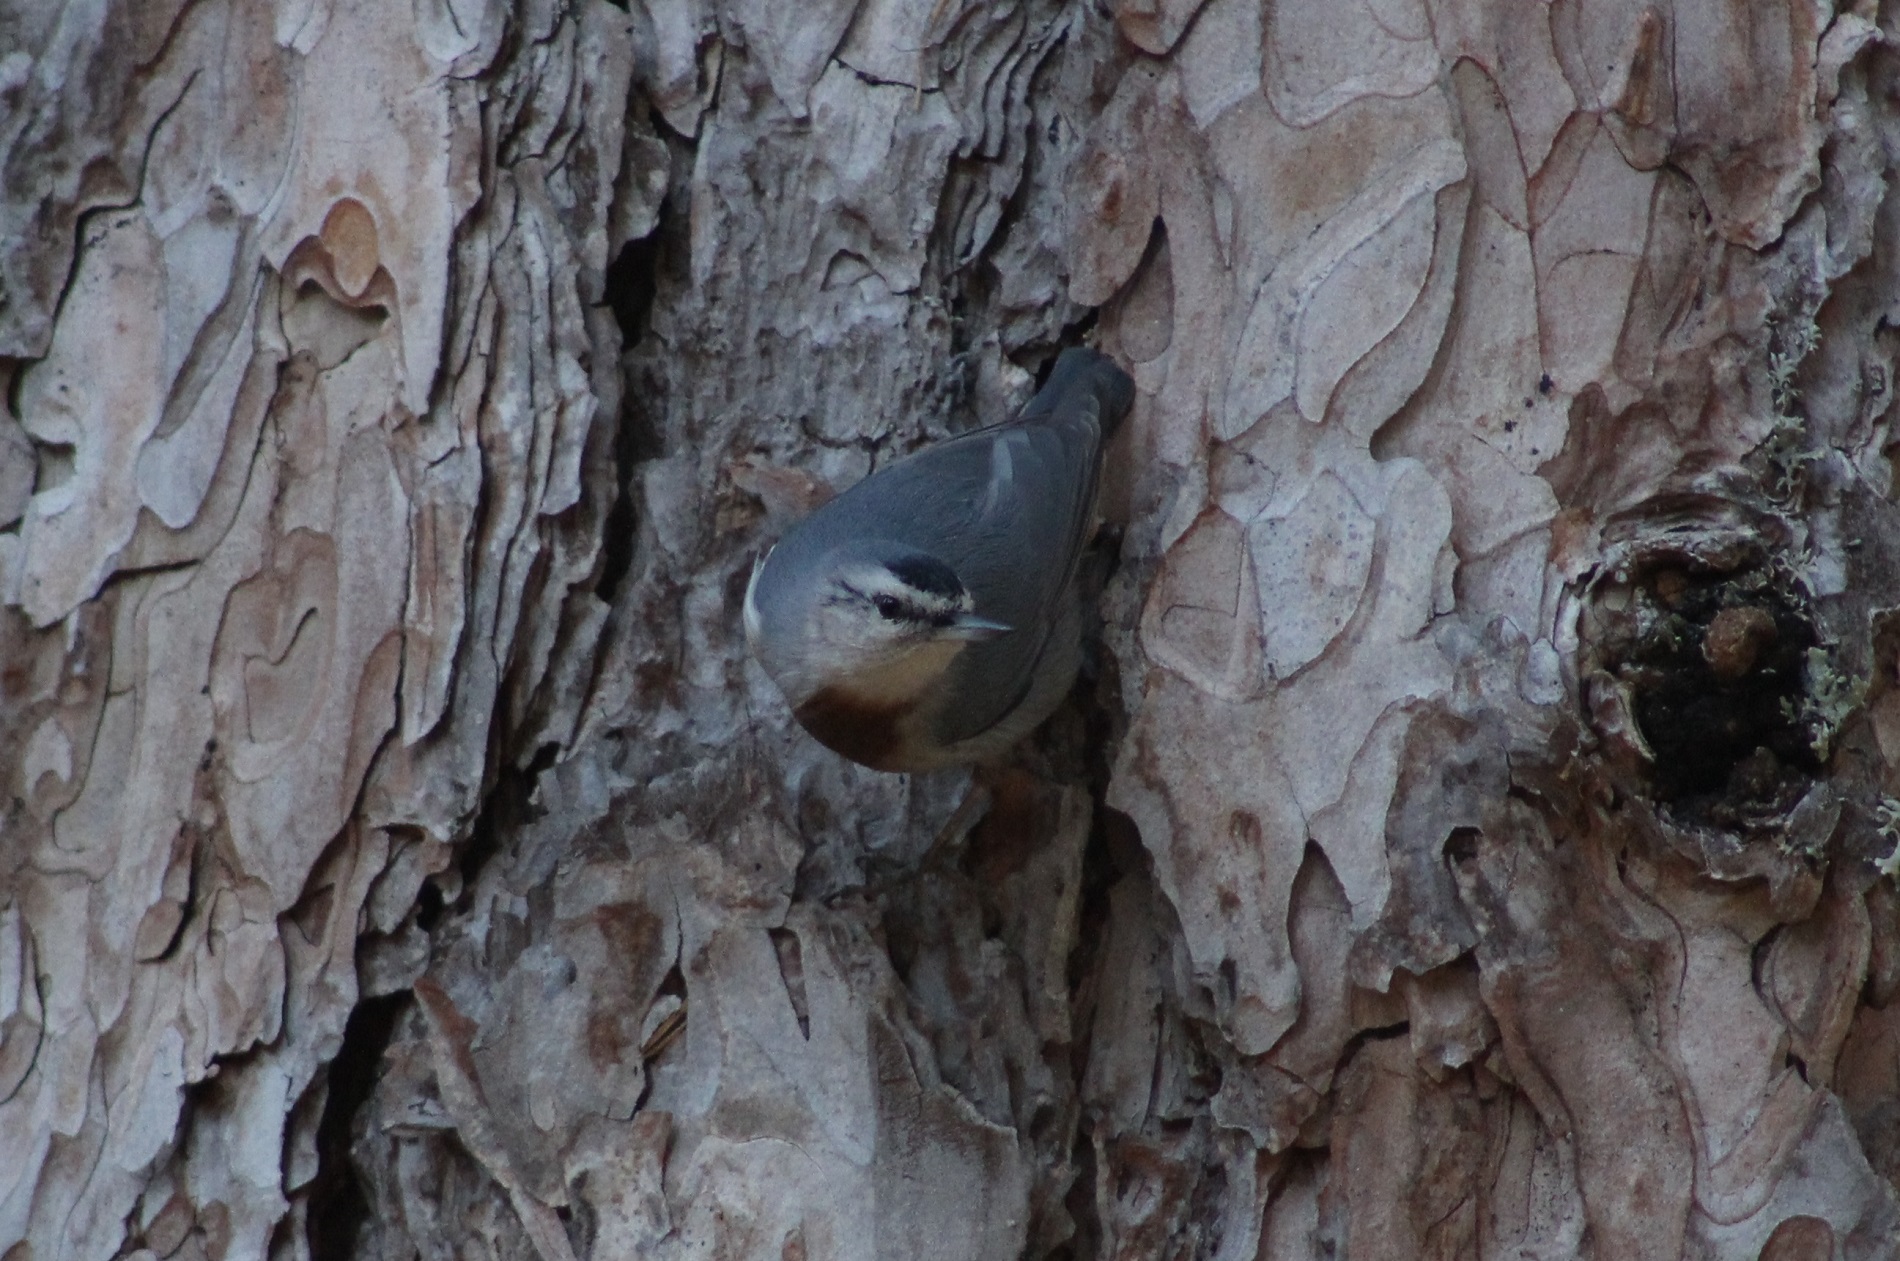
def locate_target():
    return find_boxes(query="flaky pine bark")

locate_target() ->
[6,0,1900,1258]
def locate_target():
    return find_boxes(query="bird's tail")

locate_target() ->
[1020,346,1136,438]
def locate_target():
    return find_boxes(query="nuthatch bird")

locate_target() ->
[745,347,1135,772]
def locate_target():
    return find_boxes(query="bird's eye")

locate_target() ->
[872,594,903,620]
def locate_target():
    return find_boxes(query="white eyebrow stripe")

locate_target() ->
[981,433,1020,516]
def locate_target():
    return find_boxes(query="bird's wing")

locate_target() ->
[880,391,1112,743]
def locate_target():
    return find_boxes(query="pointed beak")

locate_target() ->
[941,613,1012,641]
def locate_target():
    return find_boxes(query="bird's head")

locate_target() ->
[746,540,1010,709]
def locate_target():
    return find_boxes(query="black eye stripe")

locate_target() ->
[833,577,956,626]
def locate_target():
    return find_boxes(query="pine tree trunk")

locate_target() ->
[6,1,1900,1258]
